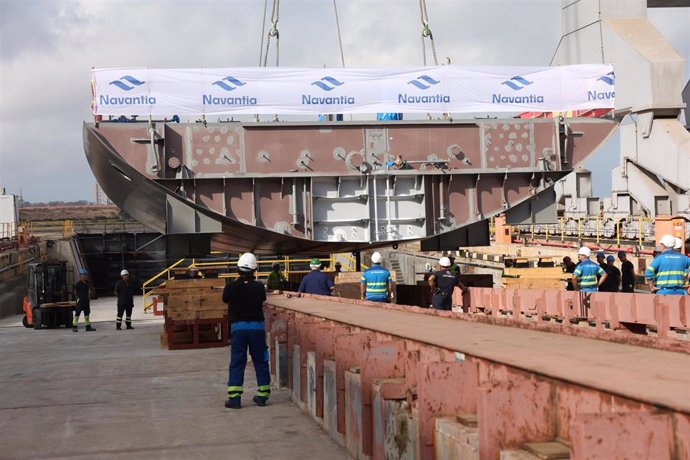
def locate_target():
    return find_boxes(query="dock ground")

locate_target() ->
[0,298,348,460]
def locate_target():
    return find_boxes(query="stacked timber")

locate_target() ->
[151,278,228,350]
[151,278,227,320]
[502,265,568,290]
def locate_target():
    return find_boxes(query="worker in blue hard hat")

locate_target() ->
[73,269,95,332]
[223,253,271,409]
[599,255,621,292]
[572,247,607,292]
[360,252,393,302]
[646,234,690,295]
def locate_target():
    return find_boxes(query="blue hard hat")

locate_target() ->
[606,255,615,262]
[617,251,627,257]
[79,269,88,275]
[596,251,605,258]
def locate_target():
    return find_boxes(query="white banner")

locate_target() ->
[92,65,614,116]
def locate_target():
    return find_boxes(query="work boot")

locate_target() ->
[116,324,122,330]
[85,325,96,332]
[225,398,241,409]
[252,396,268,407]
[126,324,134,330]
[72,326,78,333]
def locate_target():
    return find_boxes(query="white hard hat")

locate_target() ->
[660,234,676,248]
[439,256,451,267]
[577,247,591,257]
[674,237,683,250]
[120,269,129,276]
[238,253,258,271]
[371,252,383,264]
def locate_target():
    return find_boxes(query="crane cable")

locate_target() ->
[419,0,438,66]
[333,0,346,68]
[263,0,280,67]
[258,0,269,66]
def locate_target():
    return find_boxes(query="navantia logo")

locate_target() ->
[109,75,145,91]
[399,74,449,104]
[212,76,247,91]
[302,75,354,105]
[311,76,344,91]
[407,75,440,90]
[204,76,256,106]
[597,71,615,85]
[492,75,543,104]
[501,76,533,91]
[589,71,615,102]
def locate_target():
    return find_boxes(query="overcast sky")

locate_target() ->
[0,0,688,202]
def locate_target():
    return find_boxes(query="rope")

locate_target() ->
[333,0,346,67]
[263,0,280,67]
[258,0,268,66]
[418,0,438,66]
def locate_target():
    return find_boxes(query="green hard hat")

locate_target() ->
[310,257,321,266]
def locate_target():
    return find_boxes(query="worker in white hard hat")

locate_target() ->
[645,235,690,295]
[360,251,393,302]
[673,237,684,253]
[114,269,135,330]
[222,253,271,409]
[572,247,607,292]
[428,256,468,310]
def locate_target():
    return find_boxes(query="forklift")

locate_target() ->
[22,261,75,329]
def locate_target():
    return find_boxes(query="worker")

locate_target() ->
[645,234,690,295]
[73,269,95,332]
[298,258,334,296]
[114,269,135,330]
[222,253,271,409]
[562,256,577,291]
[572,247,607,292]
[266,262,286,290]
[599,255,621,292]
[618,251,635,293]
[428,256,468,310]
[334,261,343,274]
[360,252,393,302]
[448,255,460,273]
[594,251,606,274]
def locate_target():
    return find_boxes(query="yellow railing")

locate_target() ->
[142,256,337,312]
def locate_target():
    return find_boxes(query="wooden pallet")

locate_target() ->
[163,316,228,350]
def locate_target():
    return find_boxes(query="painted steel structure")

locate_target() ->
[83,119,615,254]
[264,293,690,459]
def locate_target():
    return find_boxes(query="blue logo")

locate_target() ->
[597,71,615,85]
[311,76,344,91]
[212,76,247,91]
[109,75,145,91]
[407,75,440,90]
[501,76,533,91]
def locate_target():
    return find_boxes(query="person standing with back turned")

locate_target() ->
[572,247,607,292]
[645,234,690,295]
[360,252,393,302]
[428,256,468,310]
[114,269,135,330]
[223,253,271,409]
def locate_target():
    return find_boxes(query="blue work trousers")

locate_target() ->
[227,322,271,399]
[656,288,687,295]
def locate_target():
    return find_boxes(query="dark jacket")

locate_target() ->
[222,275,266,323]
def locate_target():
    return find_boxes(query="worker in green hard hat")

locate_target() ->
[298,257,334,296]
